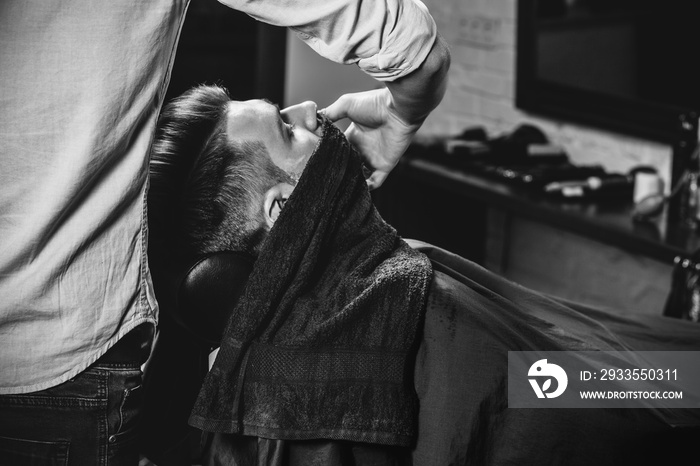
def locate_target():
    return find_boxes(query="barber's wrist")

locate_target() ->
[379,88,420,135]
[386,33,450,125]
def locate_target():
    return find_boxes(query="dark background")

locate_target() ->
[165,0,287,105]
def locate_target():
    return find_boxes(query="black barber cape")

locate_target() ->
[189,120,432,446]
[201,236,700,466]
[188,121,700,466]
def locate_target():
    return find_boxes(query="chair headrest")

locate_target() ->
[174,251,254,346]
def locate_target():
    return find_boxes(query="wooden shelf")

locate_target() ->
[400,147,700,264]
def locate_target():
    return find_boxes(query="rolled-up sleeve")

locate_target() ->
[217,0,437,81]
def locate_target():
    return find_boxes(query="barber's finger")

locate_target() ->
[365,170,388,191]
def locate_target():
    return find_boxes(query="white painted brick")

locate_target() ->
[460,70,508,98]
[498,19,517,46]
[480,96,520,124]
[483,48,515,73]
[452,45,484,69]
[441,87,481,117]
[478,0,515,20]
[455,15,503,49]
[500,76,515,99]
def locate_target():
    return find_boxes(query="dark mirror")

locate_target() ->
[516,0,699,145]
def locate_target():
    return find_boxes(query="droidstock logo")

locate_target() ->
[528,359,568,399]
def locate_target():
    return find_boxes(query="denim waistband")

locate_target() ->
[94,324,153,365]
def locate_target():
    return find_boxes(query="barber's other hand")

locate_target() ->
[322,34,450,189]
[322,88,419,190]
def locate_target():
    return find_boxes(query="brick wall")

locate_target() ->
[419,0,672,189]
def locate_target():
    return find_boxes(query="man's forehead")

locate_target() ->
[224,99,277,140]
[226,99,278,118]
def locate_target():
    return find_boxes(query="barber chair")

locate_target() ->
[140,246,700,466]
[140,251,253,465]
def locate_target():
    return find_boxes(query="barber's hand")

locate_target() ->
[322,88,420,190]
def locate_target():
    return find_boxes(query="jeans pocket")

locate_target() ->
[0,435,69,466]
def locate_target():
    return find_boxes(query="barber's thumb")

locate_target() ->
[321,97,350,122]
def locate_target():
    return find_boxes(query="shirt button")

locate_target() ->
[108,435,117,443]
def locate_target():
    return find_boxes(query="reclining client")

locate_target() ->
[146,85,700,466]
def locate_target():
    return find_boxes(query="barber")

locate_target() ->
[0,0,449,464]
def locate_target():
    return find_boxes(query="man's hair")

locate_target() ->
[148,84,291,259]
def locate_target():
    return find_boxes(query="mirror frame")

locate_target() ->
[515,0,696,145]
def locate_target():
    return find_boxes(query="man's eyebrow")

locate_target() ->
[261,98,280,112]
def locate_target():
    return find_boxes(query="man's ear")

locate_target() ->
[263,182,295,229]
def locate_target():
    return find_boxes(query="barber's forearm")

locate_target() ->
[386,33,451,126]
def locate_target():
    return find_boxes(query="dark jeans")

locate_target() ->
[0,324,152,466]
[0,362,143,466]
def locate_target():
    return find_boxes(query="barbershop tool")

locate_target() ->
[632,168,664,204]
[632,171,688,221]
[490,163,606,188]
[443,124,569,165]
[436,123,637,201]
[442,126,491,159]
[665,253,700,322]
[543,173,632,199]
[634,145,700,222]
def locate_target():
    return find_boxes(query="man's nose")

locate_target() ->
[281,101,319,131]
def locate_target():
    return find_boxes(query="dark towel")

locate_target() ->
[189,120,432,446]
[199,241,700,466]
